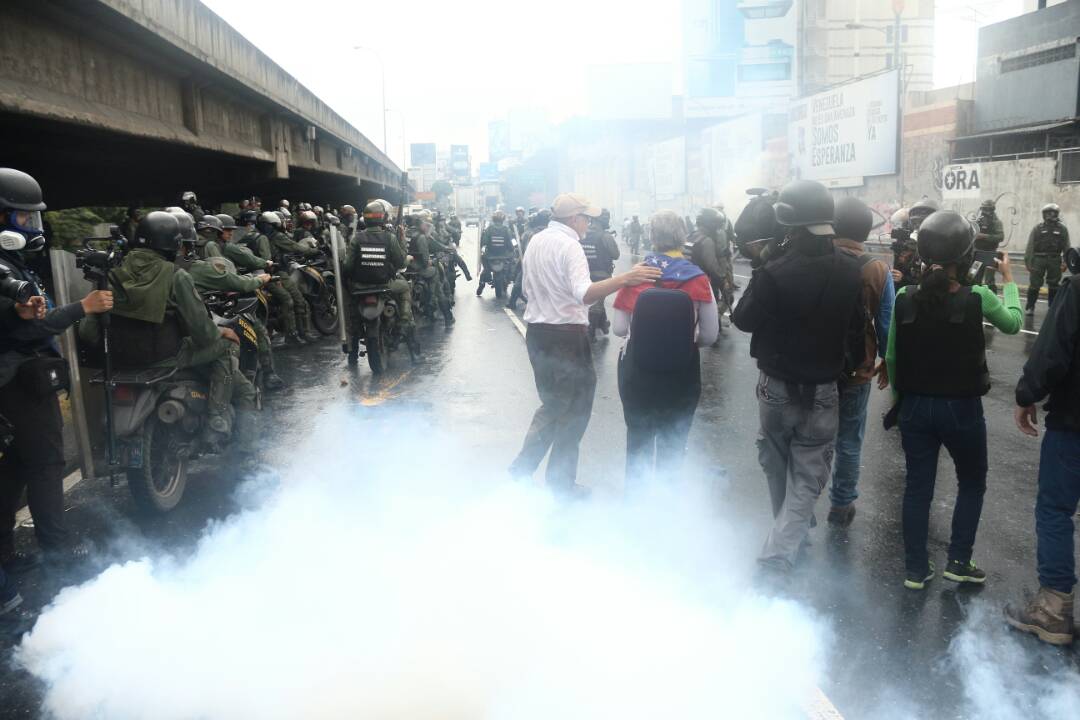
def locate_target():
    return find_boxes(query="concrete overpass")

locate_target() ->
[0,0,408,209]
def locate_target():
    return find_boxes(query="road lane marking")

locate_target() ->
[503,307,528,339]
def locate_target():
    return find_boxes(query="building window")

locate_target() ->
[1058,149,1080,184]
[1001,43,1077,73]
[738,62,791,82]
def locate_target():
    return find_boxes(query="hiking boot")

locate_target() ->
[943,559,986,585]
[904,561,935,590]
[1004,586,1075,646]
[827,504,856,528]
[1,550,42,575]
[346,352,358,367]
[475,283,484,297]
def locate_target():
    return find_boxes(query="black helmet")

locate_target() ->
[833,196,873,243]
[595,208,611,230]
[908,198,940,229]
[696,207,722,232]
[1043,203,1060,221]
[196,215,223,234]
[133,211,182,255]
[916,210,975,269]
[529,208,552,229]
[0,168,46,212]
[774,180,834,235]
[492,210,506,223]
[1066,247,1080,275]
[166,208,197,244]
[237,209,258,226]
[980,199,996,212]
[215,213,237,231]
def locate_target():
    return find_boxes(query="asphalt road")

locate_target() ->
[1,228,1077,718]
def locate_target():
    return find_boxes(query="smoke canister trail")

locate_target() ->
[15,407,834,719]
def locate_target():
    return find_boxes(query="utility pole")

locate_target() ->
[894,0,905,204]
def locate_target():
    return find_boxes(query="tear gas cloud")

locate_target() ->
[16,406,829,720]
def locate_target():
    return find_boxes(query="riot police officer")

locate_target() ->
[580,208,620,339]
[407,213,454,325]
[477,210,516,297]
[975,199,1005,295]
[508,208,550,311]
[194,214,226,258]
[688,207,735,337]
[344,201,417,365]
[180,190,205,221]
[339,205,358,245]
[261,211,320,341]
[0,168,114,570]
[1025,203,1071,315]
[512,207,527,240]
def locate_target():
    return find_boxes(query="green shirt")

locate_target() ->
[186,256,263,295]
[885,282,1022,396]
[270,230,319,261]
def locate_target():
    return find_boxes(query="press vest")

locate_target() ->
[352,229,394,285]
[894,286,989,398]
[580,229,613,276]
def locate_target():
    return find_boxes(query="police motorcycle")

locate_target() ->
[282,249,339,335]
[350,280,418,374]
[75,223,244,515]
[487,253,515,300]
[203,290,263,398]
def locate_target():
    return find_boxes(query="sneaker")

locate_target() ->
[904,561,935,590]
[1,550,42,575]
[1025,307,1035,317]
[943,559,986,584]
[827,504,856,528]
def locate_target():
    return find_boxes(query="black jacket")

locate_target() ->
[733,236,863,385]
[1016,274,1080,431]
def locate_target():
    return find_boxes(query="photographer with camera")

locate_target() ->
[732,180,864,580]
[0,168,113,573]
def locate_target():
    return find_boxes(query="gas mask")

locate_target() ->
[1,209,46,252]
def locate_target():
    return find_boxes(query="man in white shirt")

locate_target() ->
[509,192,660,494]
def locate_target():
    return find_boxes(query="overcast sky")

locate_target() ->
[202,0,1027,170]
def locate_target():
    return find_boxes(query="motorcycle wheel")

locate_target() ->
[127,416,188,514]
[311,288,339,336]
[365,319,385,374]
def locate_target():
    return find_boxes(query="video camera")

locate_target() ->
[75,225,126,285]
[0,265,34,304]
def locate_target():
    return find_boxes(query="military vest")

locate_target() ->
[487,224,513,255]
[895,286,989,398]
[1034,223,1066,255]
[352,230,394,285]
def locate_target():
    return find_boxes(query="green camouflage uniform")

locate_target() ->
[1026,220,1071,309]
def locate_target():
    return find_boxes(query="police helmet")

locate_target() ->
[166,208,197,244]
[363,201,387,223]
[298,202,312,211]
[237,209,258,226]
[280,199,290,209]
[595,208,611,230]
[299,210,318,226]
[908,198,940,229]
[196,215,224,235]
[340,204,357,217]
[257,210,283,232]
[134,211,182,255]
[916,210,975,270]
[313,205,324,216]
[774,179,835,235]
[833,196,873,244]
[492,210,506,223]
[889,207,910,229]
[1067,247,1080,275]
[1043,203,1061,221]
[515,206,525,214]
[696,207,723,232]
[214,213,237,231]
[980,199,996,212]
[181,191,197,205]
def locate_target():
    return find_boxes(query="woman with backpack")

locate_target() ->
[613,210,718,487]
[885,210,1022,591]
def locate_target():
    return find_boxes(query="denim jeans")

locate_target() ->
[756,372,840,571]
[899,395,988,573]
[829,381,873,508]
[1036,429,1080,594]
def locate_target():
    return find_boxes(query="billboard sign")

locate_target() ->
[788,69,900,182]
[941,163,984,200]
[478,162,500,182]
[410,143,436,167]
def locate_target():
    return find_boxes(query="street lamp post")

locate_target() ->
[353,45,388,156]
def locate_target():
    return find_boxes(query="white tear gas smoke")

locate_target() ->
[950,604,1080,718]
[17,406,829,720]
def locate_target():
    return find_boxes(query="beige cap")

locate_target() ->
[551,192,602,220]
